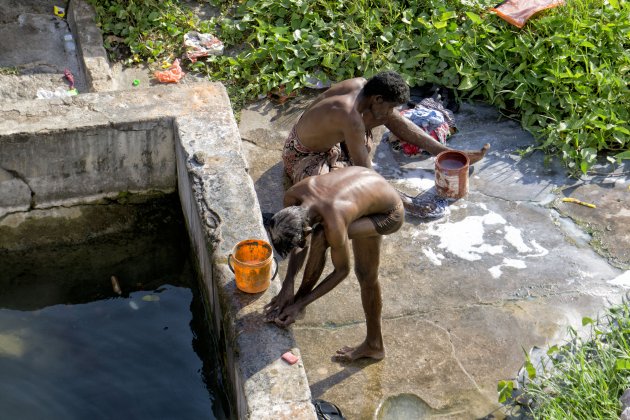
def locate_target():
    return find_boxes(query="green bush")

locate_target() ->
[506,302,630,418]
[88,0,630,175]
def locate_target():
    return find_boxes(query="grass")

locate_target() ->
[86,0,629,175]
[503,300,630,418]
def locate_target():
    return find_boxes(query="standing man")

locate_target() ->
[265,166,404,362]
[282,70,490,185]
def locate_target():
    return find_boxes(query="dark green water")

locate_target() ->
[0,196,233,419]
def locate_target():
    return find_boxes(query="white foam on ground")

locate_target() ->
[419,204,550,272]
[608,271,630,288]
[527,240,549,257]
[489,258,527,279]
[504,226,531,253]
[426,211,506,261]
[392,176,435,192]
[422,247,444,266]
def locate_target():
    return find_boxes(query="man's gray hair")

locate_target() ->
[268,206,310,258]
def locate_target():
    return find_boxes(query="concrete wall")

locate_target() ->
[0,120,175,213]
[0,84,316,419]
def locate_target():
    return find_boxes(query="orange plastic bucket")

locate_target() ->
[435,150,469,200]
[228,239,278,293]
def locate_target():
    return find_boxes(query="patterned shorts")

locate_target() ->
[282,126,353,185]
[368,202,405,235]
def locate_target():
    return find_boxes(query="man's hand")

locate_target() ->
[272,302,304,328]
[264,288,294,322]
[464,143,490,164]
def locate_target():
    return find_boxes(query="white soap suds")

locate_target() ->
[504,226,531,253]
[608,271,630,288]
[489,258,527,278]
[422,247,445,266]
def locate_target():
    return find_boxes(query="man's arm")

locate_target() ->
[384,111,490,164]
[342,115,372,168]
[273,241,351,327]
[264,242,309,321]
[273,219,351,327]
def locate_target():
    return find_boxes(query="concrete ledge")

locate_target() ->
[67,0,114,92]
[0,83,316,419]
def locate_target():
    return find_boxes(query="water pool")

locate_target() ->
[0,196,233,419]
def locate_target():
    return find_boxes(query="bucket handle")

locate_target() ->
[270,257,279,280]
[227,253,234,273]
[227,255,279,281]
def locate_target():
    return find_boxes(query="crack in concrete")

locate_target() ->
[1,166,35,209]
[240,137,258,146]
[473,188,555,207]
[429,319,485,394]
[295,288,585,332]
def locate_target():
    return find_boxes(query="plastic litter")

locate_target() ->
[64,68,75,89]
[304,73,332,89]
[183,31,224,62]
[63,33,75,53]
[132,79,140,87]
[111,275,122,295]
[313,399,346,420]
[53,6,65,18]
[491,0,565,28]
[281,351,299,365]
[154,59,185,83]
[561,197,596,208]
[36,87,78,99]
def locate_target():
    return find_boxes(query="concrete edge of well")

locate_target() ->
[67,0,114,93]
[0,84,316,419]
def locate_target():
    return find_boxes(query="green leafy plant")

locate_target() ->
[501,301,630,418]
[88,0,629,175]
[0,67,20,76]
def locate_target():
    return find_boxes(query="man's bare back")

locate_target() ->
[285,165,402,235]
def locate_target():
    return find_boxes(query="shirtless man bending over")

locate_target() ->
[283,70,490,184]
[265,166,404,361]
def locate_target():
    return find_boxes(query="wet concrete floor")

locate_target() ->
[238,95,630,419]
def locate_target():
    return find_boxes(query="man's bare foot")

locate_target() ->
[464,143,490,164]
[332,342,385,362]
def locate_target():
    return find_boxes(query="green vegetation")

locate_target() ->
[87,0,629,175]
[0,67,20,76]
[502,301,630,418]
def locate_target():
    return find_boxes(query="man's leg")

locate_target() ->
[334,235,385,362]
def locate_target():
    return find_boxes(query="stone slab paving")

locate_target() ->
[239,96,630,419]
[0,0,87,101]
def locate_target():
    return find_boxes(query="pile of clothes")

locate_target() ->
[383,87,457,157]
